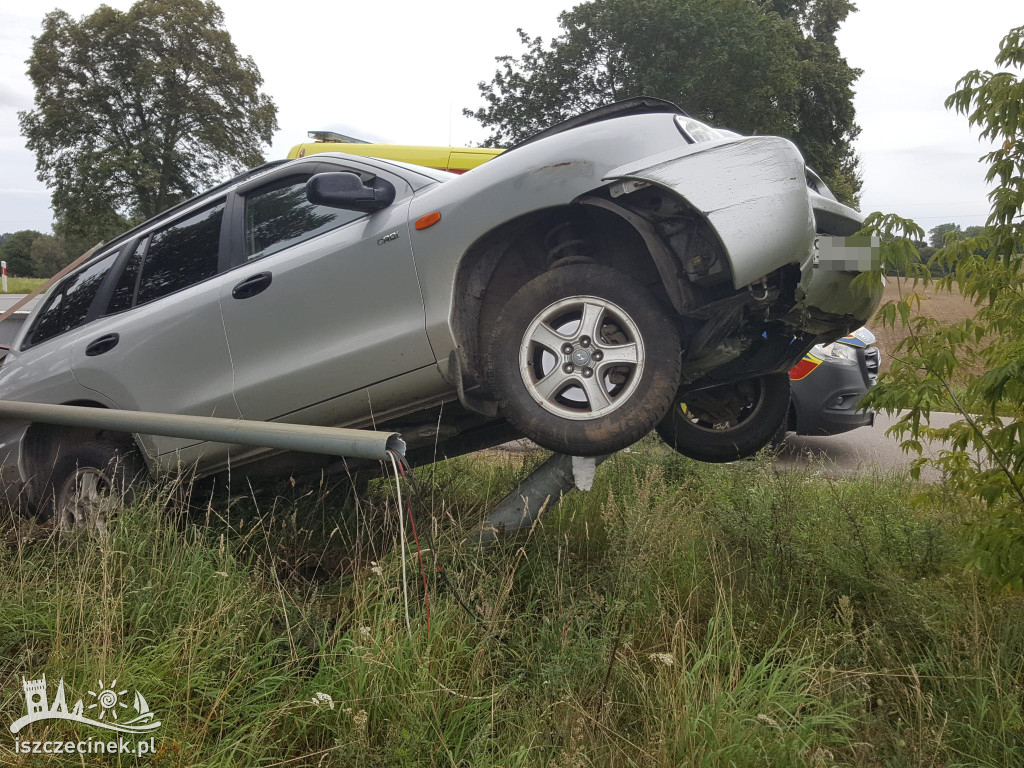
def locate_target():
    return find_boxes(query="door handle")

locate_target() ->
[85,333,120,357]
[232,272,273,300]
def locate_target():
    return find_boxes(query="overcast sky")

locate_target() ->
[0,0,1020,237]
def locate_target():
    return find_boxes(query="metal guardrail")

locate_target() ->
[0,401,404,461]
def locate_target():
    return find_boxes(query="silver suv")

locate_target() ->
[0,99,880,523]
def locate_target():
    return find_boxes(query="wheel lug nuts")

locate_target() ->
[592,350,603,361]
[579,336,591,347]
[563,363,575,374]
[581,367,593,378]
[561,343,573,355]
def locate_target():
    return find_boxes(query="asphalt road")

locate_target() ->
[0,294,36,347]
[0,294,40,312]
[774,410,969,481]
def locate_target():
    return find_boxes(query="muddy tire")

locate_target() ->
[37,441,145,531]
[486,263,681,456]
[656,374,791,463]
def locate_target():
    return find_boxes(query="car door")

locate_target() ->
[219,160,436,424]
[71,198,240,460]
[0,246,128,411]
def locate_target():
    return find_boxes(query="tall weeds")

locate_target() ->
[0,442,1020,766]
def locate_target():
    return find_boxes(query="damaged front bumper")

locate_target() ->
[604,135,881,334]
[605,135,816,289]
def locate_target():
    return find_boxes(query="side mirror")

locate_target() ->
[306,172,396,212]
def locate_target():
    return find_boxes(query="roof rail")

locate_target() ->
[504,97,687,155]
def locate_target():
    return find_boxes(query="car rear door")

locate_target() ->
[219,160,436,425]
[70,198,240,460]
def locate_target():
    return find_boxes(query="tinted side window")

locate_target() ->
[27,291,64,348]
[245,177,362,262]
[137,202,224,306]
[26,252,118,348]
[107,237,146,315]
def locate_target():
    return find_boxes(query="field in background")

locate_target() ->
[1,277,47,294]
[1,441,1020,766]
[870,279,978,373]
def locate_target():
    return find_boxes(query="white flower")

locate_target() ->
[757,713,780,728]
[352,709,368,735]
[311,692,335,710]
[359,625,372,640]
[648,652,674,667]
[369,561,383,577]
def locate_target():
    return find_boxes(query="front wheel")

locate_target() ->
[656,374,791,463]
[486,263,681,456]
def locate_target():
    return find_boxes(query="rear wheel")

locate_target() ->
[38,442,144,531]
[486,263,681,456]
[656,374,791,462]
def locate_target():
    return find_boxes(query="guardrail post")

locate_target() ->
[470,453,610,543]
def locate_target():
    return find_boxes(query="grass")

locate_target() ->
[0,439,1021,766]
[1,277,48,294]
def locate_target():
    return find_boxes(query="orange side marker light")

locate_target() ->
[415,211,442,230]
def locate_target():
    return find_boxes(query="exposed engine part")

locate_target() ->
[678,229,722,282]
[685,302,746,358]
[749,277,770,302]
[680,338,747,385]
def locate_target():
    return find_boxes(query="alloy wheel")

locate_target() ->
[54,466,118,531]
[518,295,645,420]
[678,378,766,433]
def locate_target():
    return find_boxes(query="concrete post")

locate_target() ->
[471,452,611,543]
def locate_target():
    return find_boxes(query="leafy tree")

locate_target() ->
[0,230,46,277]
[18,0,278,247]
[928,222,962,248]
[0,233,11,247]
[773,0,863,205]
[29,235,71,278]
[465,0,862,204]
[861,26,1024,588]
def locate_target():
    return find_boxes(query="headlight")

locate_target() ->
[816,342,858,361]
[674,115,725,144]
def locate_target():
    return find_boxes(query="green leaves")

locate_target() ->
[18,0,278,243]
[861,26,1024,589]
[0,230,45,278]
[465,0,862,203]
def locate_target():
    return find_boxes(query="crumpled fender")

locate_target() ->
[604,136,816,289]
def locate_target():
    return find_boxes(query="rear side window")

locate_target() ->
[136,202,224,306]
[25,251,118,348]
[107,237,146,315]
[244,177,362,262]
